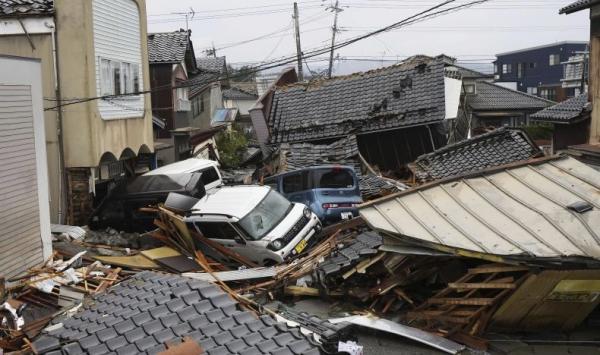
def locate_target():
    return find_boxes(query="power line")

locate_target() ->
[45,0,492,111]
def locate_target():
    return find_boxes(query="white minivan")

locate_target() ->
[145,158,223,191]
[184,185,322,265]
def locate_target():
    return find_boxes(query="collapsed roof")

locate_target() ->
[32,271,320,354]
[266,57,449,144]
[0,0,53,17]
[409,128,543,182]
[360,155,600,263]
[531,93,590,124]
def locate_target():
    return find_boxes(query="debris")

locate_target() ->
[338,340,364,355]
[50,224,86,241]
[183,267,278,282]
[329,315,466,354]
[93,254,159,269]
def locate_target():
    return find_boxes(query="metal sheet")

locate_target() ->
[329,315,466,354]
[359,156,600,260]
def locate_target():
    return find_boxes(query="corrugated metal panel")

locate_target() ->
[0,84,44,278]
[359,156,600,261]
[92,0,145,119]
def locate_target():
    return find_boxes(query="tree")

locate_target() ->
[215,126,248,168]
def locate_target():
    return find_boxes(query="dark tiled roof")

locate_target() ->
[197,56,227,74]
[318,231,382,276]
[467,81,555,111]
[409,128,543,182]
[231,82,258,96]
[223,87,258,100]
[148,31,190,64]
[0,0,53,17]
[32,271,320,355]
[268,58,447,143]
[531,93,589,123]
[560,0,600,13]
[186,71,220,97]
[283,135,360,172]
[447,65,493,79]
[359,174,407,200]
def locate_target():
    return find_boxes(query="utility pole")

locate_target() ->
[327,0,342,79]
[293,2,304,81]
[212,42,217,58]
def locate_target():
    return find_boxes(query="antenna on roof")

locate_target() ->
[172,7,195,32]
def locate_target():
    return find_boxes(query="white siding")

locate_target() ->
[92,0,144,119]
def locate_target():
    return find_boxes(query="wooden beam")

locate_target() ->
[428,298,495,306]
[448,282,516,290]
[407,312,471,325]
[468,265,529,274]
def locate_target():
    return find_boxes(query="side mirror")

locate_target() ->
[234,236,246,245]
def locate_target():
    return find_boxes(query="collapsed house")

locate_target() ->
[250,56,463,175]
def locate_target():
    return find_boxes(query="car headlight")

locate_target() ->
[268,239,284,251]
[303,207,312,219]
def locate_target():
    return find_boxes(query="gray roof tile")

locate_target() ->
[531,93,589,123]
[223,86,258,100]
[0,0,53,17]
[467,81,554,111]
[409,127,543,182]
[268,57,447,143]
[33,271,320,354]
[196,56,227,74]
[560,0,600,13]
[147,31,190,64]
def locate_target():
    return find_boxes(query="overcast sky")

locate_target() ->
[146,0,589,75]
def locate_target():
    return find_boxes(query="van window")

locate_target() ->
[263,177,278,190]
[282,172,308,193]
[195,222,238,240]
[200,167,220,186]
[314,168,354,189]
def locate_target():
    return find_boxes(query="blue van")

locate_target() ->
[264,165,363,225]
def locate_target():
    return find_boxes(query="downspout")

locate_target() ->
[45,21,67,224]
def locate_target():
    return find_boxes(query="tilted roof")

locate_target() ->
[467,81,555,111]
[31,271,320,354]
[267,57,448,143]
[560,0,600,13]
[531,93,589,124]
[282,135,360,172]
[361,155,600,263]
[197,56,227,74]
[0,0,53,17]
[409,128,543,182]
[223,87,258,100]
[186,71,220,97]
[148,31,190,64]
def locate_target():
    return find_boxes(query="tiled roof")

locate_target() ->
[0,0,53,17]
[560,0,600,13]
[148,31,190,64]
[447,64,493,79]
[197,56,227,74]
[223,87,258,100]
[186,71,220,97]
[283,135,361,172]
[32,271,320,355]
[267,57,447,143]
[409,127,543,182]
[318,231,383,276]
[231,82,258,96]
[467,81,555,111]
[530,93,589,123]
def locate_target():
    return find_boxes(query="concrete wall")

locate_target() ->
[224,98,256,116]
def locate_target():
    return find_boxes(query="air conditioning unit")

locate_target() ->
[176,98,191,112]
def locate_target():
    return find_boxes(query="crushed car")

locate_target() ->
[144,158,223,191]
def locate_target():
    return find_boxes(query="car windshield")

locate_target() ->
[238,190,292,240]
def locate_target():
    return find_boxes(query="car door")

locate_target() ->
[192,221,258,263]
[199,166,222,191]
[281,171,312,206]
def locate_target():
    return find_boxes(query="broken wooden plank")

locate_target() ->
[467,265,529,274]
[428,298,495,306]
[448,282,516,290]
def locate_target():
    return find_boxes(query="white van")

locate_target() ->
[145,158,223,191]
[184,185,322,265]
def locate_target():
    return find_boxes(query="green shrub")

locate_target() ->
[215,127,248,168]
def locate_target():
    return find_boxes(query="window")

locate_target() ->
[517,63,524,78]
[493,63,498,74]
[464,84,475,94]
[176,87,188,101]
[200,167,220,185]
[200,95,205,113]
[549,54,560,66]
[527,87,538,95]
[100,58,140,96]
[529,62,536,69]
[502,64,512,74]
[313,168,354,189]
[195,222,239,240]
[540,88,556,101]
[282,172,308,193]
[238,190,292,240]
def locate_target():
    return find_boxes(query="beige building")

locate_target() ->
[0,0,154,224]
